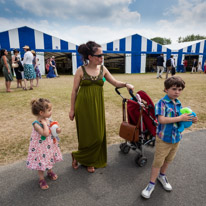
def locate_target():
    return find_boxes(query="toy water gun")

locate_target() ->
[178,107,196,133]
[50,121,60,144]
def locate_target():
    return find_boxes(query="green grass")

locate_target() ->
[0,72,205,165]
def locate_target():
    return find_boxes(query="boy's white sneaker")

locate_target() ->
[141,184,155,199]
[158,175,172,191]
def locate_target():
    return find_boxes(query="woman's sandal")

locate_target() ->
[71,153,78,170]
[47,171,58,181]
[39,179,49,190]
[87,166,95,173]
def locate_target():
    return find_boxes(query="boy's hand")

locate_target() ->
[180,113,193,122]
[192,116,198,123]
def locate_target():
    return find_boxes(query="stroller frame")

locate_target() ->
[116,88,156,167]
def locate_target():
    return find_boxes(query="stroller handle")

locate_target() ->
[115,88,138,101]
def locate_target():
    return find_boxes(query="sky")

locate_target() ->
[0,0,205,45]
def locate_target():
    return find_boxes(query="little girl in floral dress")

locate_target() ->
[26,98,63,190]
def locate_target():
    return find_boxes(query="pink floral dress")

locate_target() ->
[26,120,63,171]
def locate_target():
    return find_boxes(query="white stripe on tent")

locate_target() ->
[141,55,146,73]
[113,39,119,51]
[191,44,196,53]
[35,30,44,49]
[101,43,107,51]
[36,52,45,75]
[72,53,77,75]
[162,46,167,52]
[199,41,204,53]
[52,36,60,50]
[152,41,157,52]
[164,56,167,67]
[69,42,76,50]
[183,47,187,52]
[8,29,19,49]
[141,37,147,52]
[125,36,131,73]
[125,54,131,74]
[126,36,131,51]
[199,55,203,65]
[181,54,185,65]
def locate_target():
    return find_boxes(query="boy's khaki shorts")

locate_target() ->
[152,137,180,168]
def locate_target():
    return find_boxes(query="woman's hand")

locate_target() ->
[69,110,75,121]
[126,83,134,92]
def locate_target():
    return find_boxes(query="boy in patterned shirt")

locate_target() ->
[141,76,198,199]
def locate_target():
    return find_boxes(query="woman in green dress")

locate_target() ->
[69,41,134,173]
[0,49,13,92]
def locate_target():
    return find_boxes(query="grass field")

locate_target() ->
[0,73,205,165]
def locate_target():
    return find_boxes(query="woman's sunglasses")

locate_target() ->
[92,54,105,58]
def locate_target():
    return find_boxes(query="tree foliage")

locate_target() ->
[178,34,206,43]
[150,37,172,45]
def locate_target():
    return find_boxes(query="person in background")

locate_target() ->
[46,57,56,78]
[191,59,198,73]
[183,59,187,73]
[12,49,22,88]
[197,62,202,73]
[69,41,134,173]
[22,45,36,90]
[156,54,164,79]
[51,56,59,77]
[204,60,206,74]
[31,50,41,86]
[166,55,175,79]
[0,49,13,92]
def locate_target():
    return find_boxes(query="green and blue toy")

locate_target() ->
[178,107,196,133]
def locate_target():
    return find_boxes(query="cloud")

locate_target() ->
[14,0,140,26]
[157,0,206,42]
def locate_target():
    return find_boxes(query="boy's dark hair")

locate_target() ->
[31,98,51,116]
[164,76,185,90]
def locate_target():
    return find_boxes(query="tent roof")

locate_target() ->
[0,26,78,52]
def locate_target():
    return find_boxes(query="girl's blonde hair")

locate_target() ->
[31,98,51,116]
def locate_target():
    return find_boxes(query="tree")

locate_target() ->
[178,34,206,43]
[150,37,172,45]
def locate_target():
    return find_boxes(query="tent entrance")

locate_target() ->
[184,55,199,72]
[44,52,72,75]
[103,53,125,73]
[146,54,159,72]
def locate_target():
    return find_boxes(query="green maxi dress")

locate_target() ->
[72,65,107,168]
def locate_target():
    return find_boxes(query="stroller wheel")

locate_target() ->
[135,155,147,167]
[120,143,130,154]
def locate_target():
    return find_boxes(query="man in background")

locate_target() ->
[156,53,164,79]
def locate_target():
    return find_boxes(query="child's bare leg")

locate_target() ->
[150,167,161,183]
[36,78,39,87]
[160,161,169,174]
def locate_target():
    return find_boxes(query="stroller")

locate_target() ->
[115,88,157,167]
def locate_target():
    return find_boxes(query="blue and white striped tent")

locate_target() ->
[168,40,206,71]
[101,34,171,73]
[0,26,81,74]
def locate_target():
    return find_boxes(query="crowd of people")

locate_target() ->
[156,54,206,79]
[0,46,61,92]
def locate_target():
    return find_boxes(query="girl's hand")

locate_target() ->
[56,128,61,134]
[40,118,47,125]
[126,83,134,92]
[180,113,193,122]
[69,110,75,121]
[8,69,10,74]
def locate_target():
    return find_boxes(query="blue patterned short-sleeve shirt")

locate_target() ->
[155,95,182,143]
